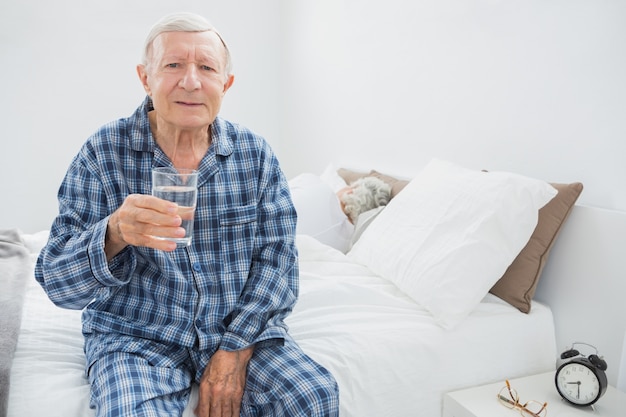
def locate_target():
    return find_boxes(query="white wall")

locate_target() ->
[0,0,283,233]
[2,0,625,229]
[279,0,626,210]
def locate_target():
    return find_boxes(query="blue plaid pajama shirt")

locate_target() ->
[35,97,339,416]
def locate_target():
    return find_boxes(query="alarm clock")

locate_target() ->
[555,342,608,407]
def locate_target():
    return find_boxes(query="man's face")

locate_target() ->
[137,30,234,130]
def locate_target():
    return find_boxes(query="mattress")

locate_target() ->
[8,232,557,417]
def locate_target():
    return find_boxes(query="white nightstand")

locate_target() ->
[443,372,626,417]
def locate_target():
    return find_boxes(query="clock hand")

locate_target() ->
[566,381,581,399]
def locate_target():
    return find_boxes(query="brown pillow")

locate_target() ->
[337,168,409,198]
[337,168,369,187]
[489,182,583,312]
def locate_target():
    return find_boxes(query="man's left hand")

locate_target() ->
[195,347,254,417]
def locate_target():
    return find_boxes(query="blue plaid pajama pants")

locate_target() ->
[85,335,339,417]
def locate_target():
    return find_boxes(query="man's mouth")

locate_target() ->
[175,101,202,106]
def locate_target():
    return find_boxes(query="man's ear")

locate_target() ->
[222,74,235,95]
[137,64,151,96]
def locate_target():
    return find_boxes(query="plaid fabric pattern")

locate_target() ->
[87,335,339,416]
[35,97,338,415]
[36,96,298,351]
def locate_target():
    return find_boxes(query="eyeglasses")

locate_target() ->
[497,380,548,417]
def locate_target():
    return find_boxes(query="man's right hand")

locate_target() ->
[105,194,185,259]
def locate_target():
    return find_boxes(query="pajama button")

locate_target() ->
[192,263,202,272]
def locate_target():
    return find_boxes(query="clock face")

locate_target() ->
[556,362,601,405]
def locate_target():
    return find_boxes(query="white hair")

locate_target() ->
[141,12,233,77]
[340,177,392,223]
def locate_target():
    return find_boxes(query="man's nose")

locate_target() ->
[179,65,201,91]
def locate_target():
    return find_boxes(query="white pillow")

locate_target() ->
[319,163,348,192]
[289,173,354,253]
[348,159,557,329]
[348,206,385,249]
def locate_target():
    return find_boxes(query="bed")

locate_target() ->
[4,158,596,417]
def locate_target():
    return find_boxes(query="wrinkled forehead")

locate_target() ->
[149,30,227,65]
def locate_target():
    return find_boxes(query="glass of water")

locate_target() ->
[151,167,198,247]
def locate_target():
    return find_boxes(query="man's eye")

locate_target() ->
[166,63,179,68]
[201,65,214,71]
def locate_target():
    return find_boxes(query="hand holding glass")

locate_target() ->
[151,167,198,247]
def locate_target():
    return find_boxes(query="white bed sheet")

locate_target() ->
[288,235,557,417]
[8,232,557,417]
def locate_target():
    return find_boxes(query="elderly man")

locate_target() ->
[35,12,339,417]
